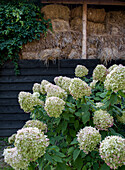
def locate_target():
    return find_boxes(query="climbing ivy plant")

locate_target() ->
[0,0,52,74]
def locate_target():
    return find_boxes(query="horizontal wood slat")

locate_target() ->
[0,106,24,114]
[0,114,30,121]
[0,129,19,137]
[0,120,26,129]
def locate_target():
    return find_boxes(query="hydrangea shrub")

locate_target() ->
[4,64,125,170]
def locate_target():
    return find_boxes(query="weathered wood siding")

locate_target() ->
[0,59,124,137]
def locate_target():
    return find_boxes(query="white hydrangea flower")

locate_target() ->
[69,78,91,100]
[77,126,101,154]
[32,83,41,93]
[32,92,40,98]
[44,97,65,118]
[3,147,29,170]
[45,83,67,100]
[15,127,49,162]
[93,65,107,82]
[54,76,72,93]
[90,80,98,89]
[75,65,88,77]
[40,80,52,95]
[104,65,125,92]
[23,120,47,132]
[108,64,118,73]
[18,92,44,113]
[95,102,104,108]
[99,136,125,169]
[93,110,114,130]
[8,134,16,144]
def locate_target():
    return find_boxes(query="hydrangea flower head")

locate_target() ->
[69,78,91,100]
[44,97,65,118]
[8,134,16,144]
[93,65,107,82]
[108,64,118,73]
[40,80,52,94]
[45,83,67,100]
[18,92,44,113]
[23,120,47,132]
[15,127,49,162]
[32,83,41,93]
[75,65,88,77]
[104,65,125,92]
[93,110,114,130]
[77,126,101,154]
[3,147,29,170]
[54,76,72,93]
[99,136,125,169]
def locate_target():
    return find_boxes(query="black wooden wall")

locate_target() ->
[0,59,124,137]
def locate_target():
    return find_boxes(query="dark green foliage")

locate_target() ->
[0,0,52,74]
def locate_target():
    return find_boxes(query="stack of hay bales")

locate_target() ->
[87,8,106,35]
[41,5,70,32]
[70,6,83,32]
[70,7,106,35]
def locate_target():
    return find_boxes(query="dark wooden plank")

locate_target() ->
[0,76,54,83]
[0,91,31,99]
[0,106,24,114]
[0,114,30,121]
[0,99,18,106]
[0,120,25,128]
[0,129,19,137]
[60,59,100,68]
[0,83,33,91]
[1,60,59,69]
[0,67,74,76]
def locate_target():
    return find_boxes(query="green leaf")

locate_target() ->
[100,163,110,170]
[55,152,66,158]
[62,121,68,133]
[52,155,63,163]
[74,156,83,170]
[73,148,81,161]
[45,153,53,164]
[93,163,99,170]
[69,129,76,137]
[74,120,79,130]
[75,111,82,117]
[68,147,75,155]
[70,138,78,145]
[110,93,117,105]
[99,91,107,98]
[109,128,124,138]
[56,163,70,170]
[82,111,90,124]
[82,165,87,170]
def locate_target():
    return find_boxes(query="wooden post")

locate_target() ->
[82,0,87,59]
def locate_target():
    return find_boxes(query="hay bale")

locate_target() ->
[70,17,82,32]
[68,49,81,59]
[98,47,118,64]
[20,52,39,59]
[39,48,61,61]
[88,8,106,23]
[51,19,70,32]
[87,21,106,35]
[71,6,82,19]
[41,5,70,21]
